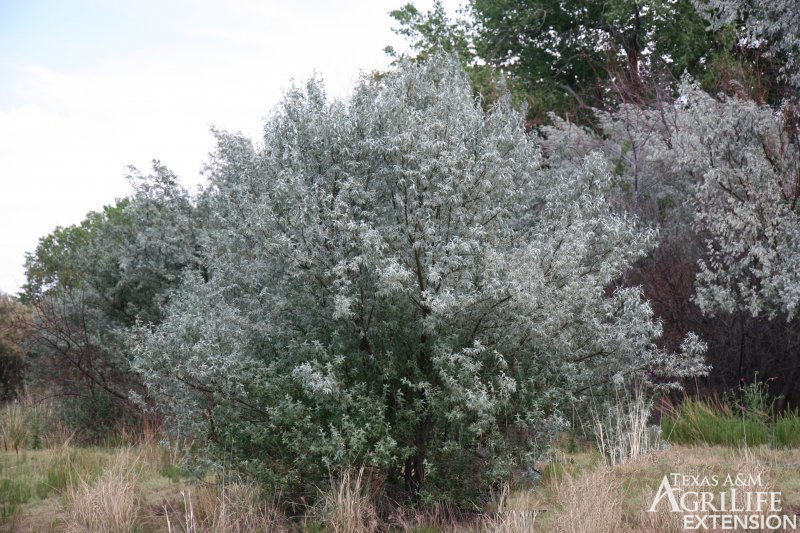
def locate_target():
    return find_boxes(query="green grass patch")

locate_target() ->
[0,477,31,521]
[772,410,800,448]
[662,398,768,446]
[661,397,800,448]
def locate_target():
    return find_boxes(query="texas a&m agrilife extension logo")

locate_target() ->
[648,472,797,530]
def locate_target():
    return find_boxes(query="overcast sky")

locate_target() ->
[0,0,461,296]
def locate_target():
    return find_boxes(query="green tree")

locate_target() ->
[390,1,741,121]
[23,164,201,437]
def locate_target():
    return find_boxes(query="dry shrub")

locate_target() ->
[315,467,379,533]
[167,481,284,532]
[64,448,142,532]
[553,467,624,533]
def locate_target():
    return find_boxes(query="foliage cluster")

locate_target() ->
[0,294,31,401]
[19,167,202,440]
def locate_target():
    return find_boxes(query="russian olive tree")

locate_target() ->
[134,56,706,500]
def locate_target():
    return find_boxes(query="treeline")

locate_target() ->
[1,0,799,504]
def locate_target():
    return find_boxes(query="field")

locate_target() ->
[4,387,800,532]
[3,427,800,531]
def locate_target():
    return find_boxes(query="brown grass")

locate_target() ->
[63,448,142,533]
[314,467,379,533]
[552,467,625,532]
[165,481,285,532]
[4,437,800,532]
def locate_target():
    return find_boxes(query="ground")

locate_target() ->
[3,439,800,531]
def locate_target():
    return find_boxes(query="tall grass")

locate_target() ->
[166,481,285,532]
[63,448,142,533]
[662,375,800,448]
[662,397,770,446]
[0,396,72,452]
[772,410,800,447]
[314,467,378,533]
[479,483,540,532]
[589,380,661,466]
[0,403,30,454]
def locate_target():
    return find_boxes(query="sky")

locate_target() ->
[0,0,461,296]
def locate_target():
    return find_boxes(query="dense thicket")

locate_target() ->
[390,0,800,404]
[0,294,30,401]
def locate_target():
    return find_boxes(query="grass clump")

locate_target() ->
[0,398,72,453]
[63,448,142,533]
[590,380,661,466]
[0,476,30,522]
[166,481,285,532]
[313,467,378,533]
[772,410,800,448]
[661,376,800,447]
[662,397,770,446]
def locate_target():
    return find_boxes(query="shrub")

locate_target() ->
[134,54,707,502]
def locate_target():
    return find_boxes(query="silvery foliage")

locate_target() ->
[694,0,800,88]
[133,56,707,493]
[540,103,697,241]
[543,77,800,320]
[669,80,800,319]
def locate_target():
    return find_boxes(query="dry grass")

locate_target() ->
[63,448,142,533]
[314,467,379,533]
[552,467,625,533]
[0,395,73,453]
[590,381,661,467]
[3,431,800,532]
[166,481,285,532]
[618,445,799,532]
[479,509,538,532]
[725,447,777,530]
[0,402,30,453]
